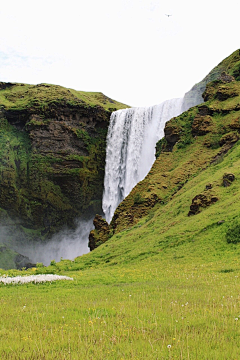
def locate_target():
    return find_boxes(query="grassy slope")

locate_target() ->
[1,52,240,358]
[0,82,129,112]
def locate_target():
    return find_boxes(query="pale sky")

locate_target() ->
[0,0,239,107]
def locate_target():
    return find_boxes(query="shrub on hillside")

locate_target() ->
[133,193,145,205]
[226,221,240,244]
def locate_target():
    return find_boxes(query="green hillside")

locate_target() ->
[89,49,240,248]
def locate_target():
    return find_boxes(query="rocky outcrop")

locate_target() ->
[222,173,235,187]
[219,132,239,147]
[191,114,213,136]
[88,214,110,250]
[0,82,128,241]
[163,122,181,151]
[188,192,218,216]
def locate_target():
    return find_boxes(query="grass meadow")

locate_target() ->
[1,250,240,359]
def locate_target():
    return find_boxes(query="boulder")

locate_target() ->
[223,173,235,187]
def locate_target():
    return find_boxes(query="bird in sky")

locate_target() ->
[165,14,172,17]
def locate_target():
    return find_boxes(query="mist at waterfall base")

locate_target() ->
[0,218,94,266]
[102,98,184,223]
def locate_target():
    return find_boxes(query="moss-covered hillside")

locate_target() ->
[0,82,128,242]
[182,49,240,111]
[90,49,240,249]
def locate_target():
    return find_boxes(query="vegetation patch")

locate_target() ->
[226,221,240,244]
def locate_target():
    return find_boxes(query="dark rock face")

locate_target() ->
[0,83,128,241]
[164,121,181,151]
[0,104,108,234]
[88,214,110,250]
[215,86,239,101]
[205,183,212,190]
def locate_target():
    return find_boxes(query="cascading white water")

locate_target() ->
[102,98,184,223]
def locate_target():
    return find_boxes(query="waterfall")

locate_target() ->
[102,98,184,223]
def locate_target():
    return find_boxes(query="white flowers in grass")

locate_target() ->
[167,345,171,349]
[0,274,73,284]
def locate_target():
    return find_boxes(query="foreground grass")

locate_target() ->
[1,251,240,359]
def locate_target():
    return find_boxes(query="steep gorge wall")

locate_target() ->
[0,82,128,241]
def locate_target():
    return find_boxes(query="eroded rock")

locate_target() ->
[223,173,235,187]
[191,114,213,136]
[188,193,218,216]
[219,132,239,147]
[164,121,181,151]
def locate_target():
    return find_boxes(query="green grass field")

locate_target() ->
[1,254,240,359]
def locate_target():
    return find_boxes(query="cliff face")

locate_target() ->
[0,83,128,240]
[90,49,240,247]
